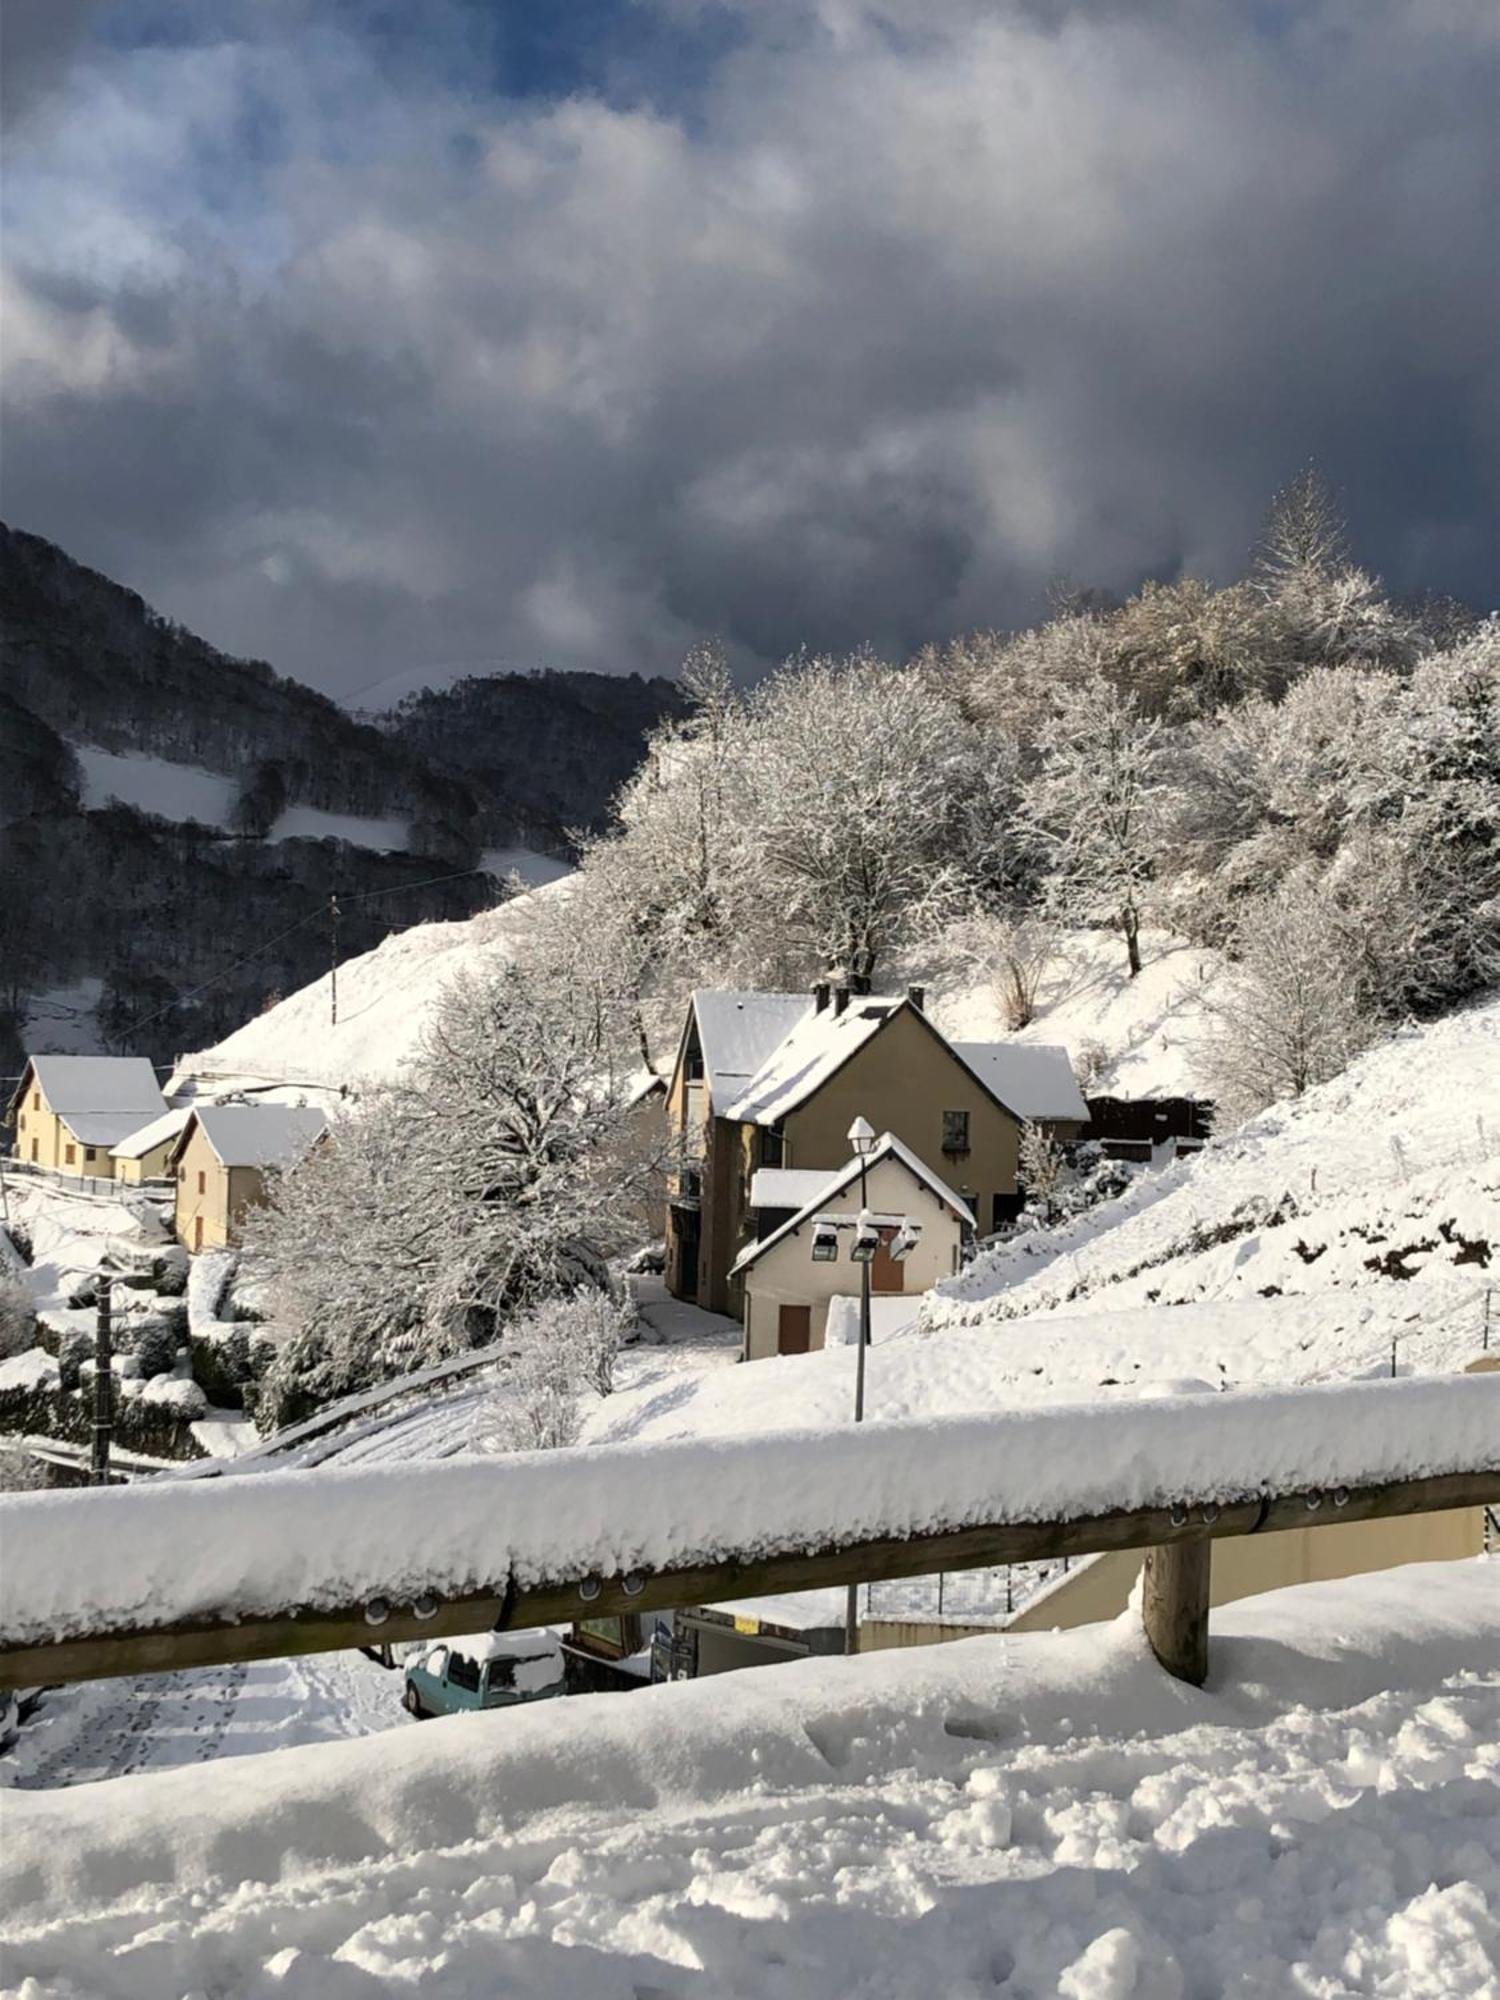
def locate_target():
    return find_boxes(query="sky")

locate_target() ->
[2,0,1496,703]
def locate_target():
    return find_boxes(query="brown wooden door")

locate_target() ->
[871,1228,905,1294]
[777,1304,811,1354]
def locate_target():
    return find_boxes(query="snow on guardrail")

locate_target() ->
[2,1373,1497,1650]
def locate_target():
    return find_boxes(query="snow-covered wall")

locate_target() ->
[2,1374,1495,1650]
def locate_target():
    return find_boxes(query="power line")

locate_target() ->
[82,865,500,1049]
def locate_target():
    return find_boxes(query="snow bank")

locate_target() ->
[3,1374,1496,1648]
[3,1562,1495,1997]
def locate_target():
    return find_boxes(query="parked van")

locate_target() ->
[403,1629,565,1718]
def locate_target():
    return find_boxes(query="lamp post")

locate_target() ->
[845,1116,877,1655]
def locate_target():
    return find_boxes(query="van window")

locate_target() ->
[447,1652,481,1693]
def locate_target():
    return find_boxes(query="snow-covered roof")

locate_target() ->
[949,1042,1089,1124]
[689,991,810,1105]
[444,1628,564,1665]
[110,1106,192,1161]
[11,1056,168,1146]
[748,1167,840,1211]
[723,996,901,1125]
[731,1132,973,1277]
[177,1105,329,1171]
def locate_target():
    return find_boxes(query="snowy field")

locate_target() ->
[3,1561,1495,1998]
[72,746,411,851]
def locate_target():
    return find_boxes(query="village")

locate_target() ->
[3,0,1497,1982]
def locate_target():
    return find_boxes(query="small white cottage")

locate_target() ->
[730,1133,972,1360]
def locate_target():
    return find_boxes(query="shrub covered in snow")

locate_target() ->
[0,1267,37,1360]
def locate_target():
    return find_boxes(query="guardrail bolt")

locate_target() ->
[1332,1487,1349,1508]
[364,1597,390,1626]
[413,1592,440,1620]
[578,1576,603,1603]
[622,1572,645,1598]
[1169,1504,1188,1528]
[1200,1503,1219,1525]
[1305,1492,1323,1512]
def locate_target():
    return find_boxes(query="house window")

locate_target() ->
[759,1127,785,1168]
[942,1109,971,1155]
[85,1148,96,1162]
[32,1092,39,1112]
[65,1144,76,1165]
[197,1170,206,1195]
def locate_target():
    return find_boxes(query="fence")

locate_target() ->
[0,1158,173,1203]
[2,1374,1496,1696]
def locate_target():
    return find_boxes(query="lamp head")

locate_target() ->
[847,1115,876,1156]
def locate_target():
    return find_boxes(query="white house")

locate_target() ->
[730,1133,973,1360]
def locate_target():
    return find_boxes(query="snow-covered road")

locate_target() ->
[5,1649,406,1792]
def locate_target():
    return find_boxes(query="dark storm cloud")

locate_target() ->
[2,0,1496,697]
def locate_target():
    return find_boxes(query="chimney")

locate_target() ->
[813,981,831,1013]
[832,985,850,1016]
[906,985,926,1012]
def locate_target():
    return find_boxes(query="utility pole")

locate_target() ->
[329,892,341,1027]
[90,1270,114,1487]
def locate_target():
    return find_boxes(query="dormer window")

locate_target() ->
[942,1109,971,1156]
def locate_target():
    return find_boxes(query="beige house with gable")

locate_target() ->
[170,1103,328,1251]
[665,984,1087,1316]
[110,1106,192,1184]
[6,1056,168,1180]
[732,1134,973,1359]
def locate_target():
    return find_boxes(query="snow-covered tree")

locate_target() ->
[0,1267,36,1360]
[1021,679,1165,976]
[1017,1120,1067,1223]
[246,941,661,1428]
[1253,465,1351,596]
[1202,876,1372,1121]
[739,654,989,989]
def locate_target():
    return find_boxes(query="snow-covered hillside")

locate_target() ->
[178,901,1214,1105]
[172,878,575,1095]
[931,927,1229,1099]
[5,1562,1495,1998]
[925,993,1499,1344]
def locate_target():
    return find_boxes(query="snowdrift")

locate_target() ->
[4,1562,1496,1997]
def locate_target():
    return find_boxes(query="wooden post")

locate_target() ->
[1141,1535,1211,1685]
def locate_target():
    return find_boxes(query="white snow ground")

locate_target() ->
[2,1648,406,1795]
[3,1560,1495,1998]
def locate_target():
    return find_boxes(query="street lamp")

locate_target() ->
[845,1116,877,1657]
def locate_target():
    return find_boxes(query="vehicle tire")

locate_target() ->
[403,1683,425,1719]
